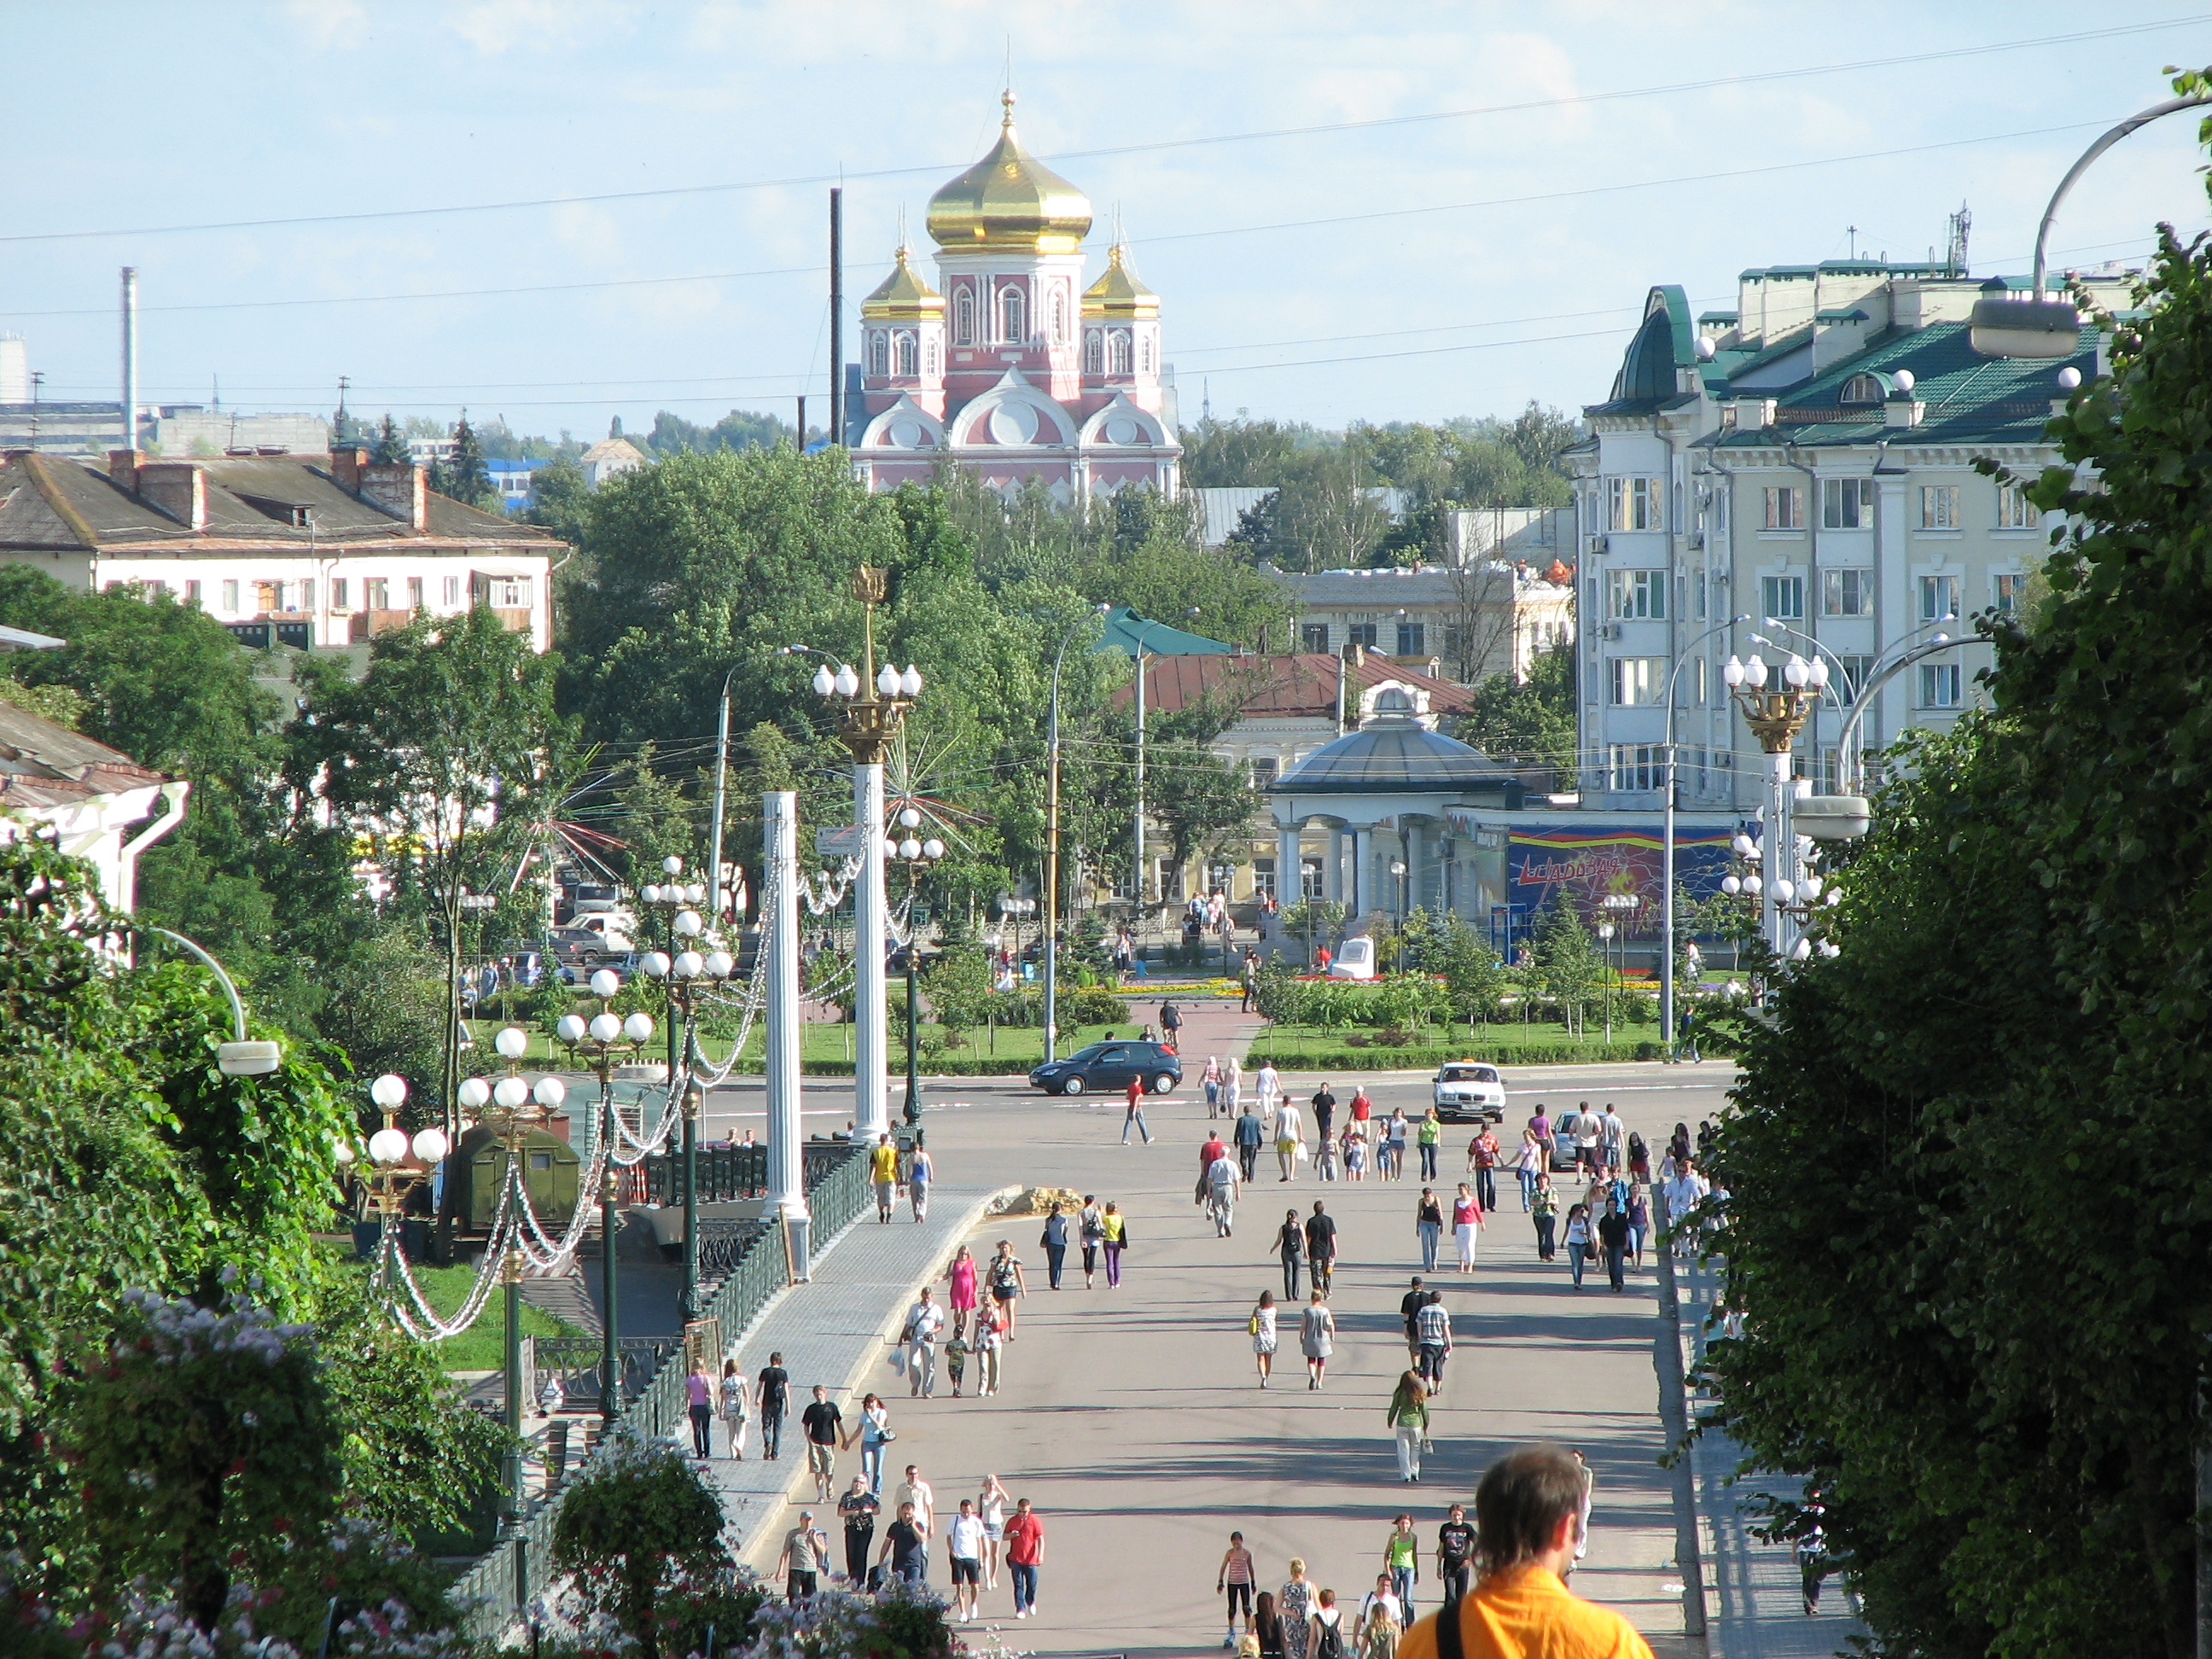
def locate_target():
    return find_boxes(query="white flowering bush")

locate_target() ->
[731,1580,952,1659]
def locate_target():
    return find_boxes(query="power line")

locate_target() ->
[0,17,2197,247]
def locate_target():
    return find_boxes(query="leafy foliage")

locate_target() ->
[551,1427,731,1659]
[1528,893,1602,1031]
[1453,641,1577,780]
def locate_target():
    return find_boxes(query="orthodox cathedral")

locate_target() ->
[849,94,1182,500]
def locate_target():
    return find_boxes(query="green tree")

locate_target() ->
[552,1428,731,1659]
[1402,905,1506,1024]
[434,408,495,510]
[370,413,409,465]
[1528,893,1601,1033]
[1454,641,1577,780]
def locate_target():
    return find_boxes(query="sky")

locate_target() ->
[3,1,2209,444]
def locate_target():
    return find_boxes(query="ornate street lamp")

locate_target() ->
[891,811,946,1125]
[637,879,734,1325]
[358,1073,450,1255]
[555,970,655,1428]
[1721,653,1825,952]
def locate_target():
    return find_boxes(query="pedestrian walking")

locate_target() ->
[1357,1601,1400,1659]
[1274,1097,1306,1182]
[1311,1080,1337,1144]
[986,1239,1027,1335]
[1627,1130,1650,1185]
[1415,1291,1452,1393]
[1041,1201,1069,1289]
[1677,1004,1700,1063]
[1387,1109,1412,1181]
[1400,1276,1428,1356]
[1250,1289,1278,1388]
[1241,952,1260,1013]
[1101,1202,1129,1287]
[757,1351,789,1459]
[973,1301,1004,1395]
[838,1476,879,1583]
[1300,1289,1336,1389]
[1344,1126,1367,1182]
[800,1384,842,1502]
[846,1392,891,1493]
[1384,1513,1421,1614]
[946,1243,979,1337]
[871,1132,899,1223]
[775,1511,830,1601]
[908,1141,933,1221]
[1386,1371,1429,1481]
[1205,1056,1223,1116]
[719,1358,750,1458]
[1256,1060,1282,1119]
[943,1327,969,1397]
[1796,1508,1831,1615]
[1468,1125,1499,1213]
[1208,1144,1242,1237]
[1627,1184,1650,1267]
[1564,1203,1593,1289]
[901,1286,946,1396]
[1280,1561,1317,1659]
[878,1500,928,1587]
[1225,1057,1245,1116]
[1599,1103,1627,1176]
[1236,1102,1266,1182]
[1531,1173,1557,1260]
[1220,1530,1260,1646]
[1575,1105,1602,1176]
[1435,1502,1476,1605]
[946,1498,987,1623]
[894,1464,935,1580]
[1277,1208,1305,1300]
[1161,998,1184,1048]
[1123,1074,1154,1144]
[1451,1183,1481,1272]
[1598,1201,1631,1291]
[1414,1188,1443,1273]
[1305,1201,1339,1298]
[1313,1590,1345,1659]
[1516,1124,1545,1210]
[1393,1445,1658,1659]
[1080,1195,1104,1288]
[1417,1109,1441,1181]
[1359,1577,1404,1638]
[977,1474,1011,1589]
[685,1357,715,1458]
[1256,1591,1286,1659]
[1004,1496,1045,1619]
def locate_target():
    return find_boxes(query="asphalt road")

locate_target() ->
[697,1054,1735,1658]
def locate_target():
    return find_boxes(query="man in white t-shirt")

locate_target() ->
[902,1288,946,1397]
[946,1497,988,1623]
[1575,1104,1603,1174]
[1663,1159,1711,1247]
[1359,1573,1405,1632]
[1599,1105,1627,1172]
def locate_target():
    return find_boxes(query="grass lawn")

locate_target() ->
[466,1017,1152,1074]
[346,1258,590,1372]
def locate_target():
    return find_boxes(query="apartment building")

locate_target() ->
[1566,259,2122,811]
[1275,550,1575,686]
[0,447,561,653]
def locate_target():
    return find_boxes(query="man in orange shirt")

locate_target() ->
[1397,1444,1656,1659]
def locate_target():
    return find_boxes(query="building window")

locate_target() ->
[1249,756,1279,788]
[1608,568,1667,620]
[1396,621,1426,655]
[1993,573,2025,614]
[868,332,888,375]
[1347,622,1378,649]
[1051,292,1067,341]
[1919,485,1960,529]
[1689,655,1708,706]
[1609,656,1663,706]
[296,580,314,613]
[1139,335,1153,374]
[1205,862,1237,899]
[1607,476,1662,532]
[1919,573,1960,621]
[1251,857,1278,900]
[999,283,1025,343]
[1109,331,1132,375]
[486,574,533,609]
[895,333,917,376]
[407,576,425,610]
[329,577,348,610]
[253,580,280,614]
[365,577,388,611]
[1083,330,1102,375]
[1764,486,1804,530]
[1997,480,2040,529]
[1917,661,1962,707]
[1301,622,1330,651]
[1822,568,1873,616]
[1837,654,1875,705]
[183,579,201,608]
[1840,373,1886,405]
[1760,574,1805,620]
[1608,743,1660,791]
[1821,477,1875,529]
[443,575,462,608]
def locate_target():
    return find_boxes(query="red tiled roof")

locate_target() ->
[1113,652,1478,719]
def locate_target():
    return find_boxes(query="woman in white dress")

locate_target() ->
[977,1473,1011,1588]
[1299,1289,1336,1391]
[1224,1057,1245,1116]
[1273,1098,1305,1183]
[1251,1289,1279,1388]
[1256,1060,1282,1116]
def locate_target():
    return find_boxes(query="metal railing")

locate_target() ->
[452,1143,868,1640]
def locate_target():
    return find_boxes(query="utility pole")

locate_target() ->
[829,189,844,448]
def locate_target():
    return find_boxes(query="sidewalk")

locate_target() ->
[1677,1256,1866,1658]
[690,1181,1021,1566]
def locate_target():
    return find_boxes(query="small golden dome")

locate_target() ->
[926,92,1093,253]
[860,244,945,320]
[1082,242,1158,319]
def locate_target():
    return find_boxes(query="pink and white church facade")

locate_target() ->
[848,94,1181,501]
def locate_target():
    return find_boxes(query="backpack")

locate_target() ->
[1314,1615,1344,1659]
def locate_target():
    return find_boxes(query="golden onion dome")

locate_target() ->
[860,243,945,320]
[1081,242,1159,319]
[926,92,1093,253]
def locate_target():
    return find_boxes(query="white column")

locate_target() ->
[1761,754,1789,953]
[1404,824,1422,916]
[763,791,810,1276]
[1277,824,1302,906]
[1351,827,1371,917]
[1326,828,1343,905]
[853,760,889,1139]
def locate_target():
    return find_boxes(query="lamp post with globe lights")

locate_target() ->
[360,1073,450,1257]
[890,811,946,1125]
[807,567,923,1142]
[555,969,655,1428]
[636,888,735,1324]
[1721,652,1825,952]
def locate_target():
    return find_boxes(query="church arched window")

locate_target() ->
[1109,331,1132,375]
[1051,291,1067,342]
[926,337,940,376]
[954,288,975,346]
[1139,334,1153,374]
[1000,284,1026,343]
[895,333,917,376]
[1083,330,1102,375]
[868,332,888,376]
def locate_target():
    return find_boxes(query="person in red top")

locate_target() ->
[1201,1130,1229,1169]
[1121,1074,1152,1145]
[1002,1497,1045,1619]
[1350,1086,1374,1126]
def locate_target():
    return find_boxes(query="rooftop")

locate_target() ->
[1270,714,1522,800]
[1115,650,1477,720]
[0,699,168,815]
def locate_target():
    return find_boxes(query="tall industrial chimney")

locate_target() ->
[120,266,139,449]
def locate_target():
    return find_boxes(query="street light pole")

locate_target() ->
[638,869,734,1325]
[1044,604,1112,1063]
[1721,652,1825,955]
[1659,616,1749,1061]
[891,816,945,1123]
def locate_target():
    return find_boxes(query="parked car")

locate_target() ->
[1028,1040,1183,1097]
[1431,1062,1505,1123]
[547,926,620,978]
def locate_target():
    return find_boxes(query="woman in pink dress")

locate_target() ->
[946,1244,980,1339]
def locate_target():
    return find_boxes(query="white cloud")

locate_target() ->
[282,0,366,51]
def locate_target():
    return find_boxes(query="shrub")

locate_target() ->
[551,1425,731,1659]
[1059,985,1131,1027]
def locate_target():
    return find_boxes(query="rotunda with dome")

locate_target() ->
[849,93,1181,501]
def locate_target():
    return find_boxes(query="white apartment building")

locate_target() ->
[1566,260,2124,811]
[1274,549,1575,686]
[0,448,561,653]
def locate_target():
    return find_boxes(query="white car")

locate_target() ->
[1431,1062,1505,1123]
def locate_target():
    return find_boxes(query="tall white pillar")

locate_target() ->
[1326,828,1343,904]
[853,761,889,1139]
[763,791,810,1278]
[1761,754,1788,954]
[1403,824,1422,917]
[1277,824,1302,906]
[1351,827,1371,917]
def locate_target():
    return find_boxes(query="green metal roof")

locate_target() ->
[1094,604,1235,657]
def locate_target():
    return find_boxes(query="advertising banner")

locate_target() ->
[1505,823,1738,934]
